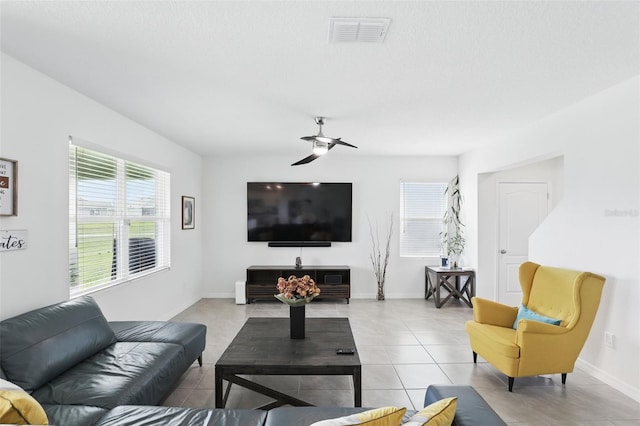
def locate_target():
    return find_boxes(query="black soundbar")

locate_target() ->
[268,241,332,248]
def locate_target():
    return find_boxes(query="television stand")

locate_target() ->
[246,265,350,304]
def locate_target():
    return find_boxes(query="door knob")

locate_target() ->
[500,249,507,254]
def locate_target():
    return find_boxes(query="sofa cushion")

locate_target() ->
[42,404,109,426]
[424,385,506,426]
[0,296,116,391]
[93,405,267,426]
[32,342,184,408]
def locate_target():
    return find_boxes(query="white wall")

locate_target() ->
[0,54,204,321]
[460,77,640,400]
[202,155,457,299]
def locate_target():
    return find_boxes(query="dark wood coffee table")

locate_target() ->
[215,317,361,409]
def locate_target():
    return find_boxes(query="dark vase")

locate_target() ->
[289,305,305,339]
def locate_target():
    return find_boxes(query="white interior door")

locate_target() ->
[498,182,549,305]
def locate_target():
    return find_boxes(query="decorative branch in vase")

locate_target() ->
[368,213,393,300]
[442,175,465,268]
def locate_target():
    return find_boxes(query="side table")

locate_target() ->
[425,266,475,308]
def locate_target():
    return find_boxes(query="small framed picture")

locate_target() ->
[182,196,195,230]
[0,158,18,216]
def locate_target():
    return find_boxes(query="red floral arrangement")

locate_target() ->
[275,275,321,306]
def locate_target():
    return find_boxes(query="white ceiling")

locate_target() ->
[1,1,638,160]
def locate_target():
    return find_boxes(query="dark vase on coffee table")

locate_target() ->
[290,305,305,339]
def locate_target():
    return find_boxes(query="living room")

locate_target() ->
[1,1,638,424]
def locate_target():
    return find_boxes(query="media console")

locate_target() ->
[246,265,350,304]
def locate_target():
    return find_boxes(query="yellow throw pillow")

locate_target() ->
[402,397,457,426]
[358,406,407,425]
[310,406,407,426]
[0,389,48,425]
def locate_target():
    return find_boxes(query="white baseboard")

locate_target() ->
[575,358,640,403]
[200,293,424,300]
[202,292,235,299]
[351,293,424,299]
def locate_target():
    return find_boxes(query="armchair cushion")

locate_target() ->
[465,323,519,359]
[512,304,561,329]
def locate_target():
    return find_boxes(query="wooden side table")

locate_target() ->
[425,266,475,308]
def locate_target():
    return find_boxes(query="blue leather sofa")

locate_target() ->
[0,296,505,425]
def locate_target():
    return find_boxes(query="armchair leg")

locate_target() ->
[472,351,477,363]
[508,377,514,392]
[561,373,567,385]
[197,355,203,367]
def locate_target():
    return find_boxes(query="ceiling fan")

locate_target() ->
[291,117,358,166]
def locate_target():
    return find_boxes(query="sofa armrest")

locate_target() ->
[108,321,206,368]
[472,297,518,328]
[515,319,569,349]
[516,319,567,335]
[425,385,506,426]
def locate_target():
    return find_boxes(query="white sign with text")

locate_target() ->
[1,230,27,251]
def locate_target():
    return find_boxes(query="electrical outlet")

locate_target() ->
[604,332,615,348]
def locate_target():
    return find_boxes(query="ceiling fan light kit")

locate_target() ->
[292,117,358,166]
[312,141,329,156]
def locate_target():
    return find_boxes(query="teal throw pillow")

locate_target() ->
[513,304,561,329]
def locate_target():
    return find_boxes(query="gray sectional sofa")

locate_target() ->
[0,296,505,425]
[0,296,207,425]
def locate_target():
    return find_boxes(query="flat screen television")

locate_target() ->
[247,182,352,242]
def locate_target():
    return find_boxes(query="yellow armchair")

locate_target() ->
[465,261,605,391]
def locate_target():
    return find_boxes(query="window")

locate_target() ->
[69,141,170,296]
[399,182,447,257]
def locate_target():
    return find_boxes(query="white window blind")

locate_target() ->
[69,142,171,296]
[399,182,447,257]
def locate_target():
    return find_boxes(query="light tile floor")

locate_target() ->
[164,298,640,425]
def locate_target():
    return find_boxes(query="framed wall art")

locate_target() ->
[182,196,195,230]
[0,158,17,216]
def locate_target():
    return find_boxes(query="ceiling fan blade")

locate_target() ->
[333,138,358,149]
[313,135,334,144]
[300,135,334,144]
[291,153,320,166]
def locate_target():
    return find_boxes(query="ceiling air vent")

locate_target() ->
[328,17,391,43]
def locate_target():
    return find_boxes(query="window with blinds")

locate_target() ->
[399,182,447,257]
[69,141,171,296]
